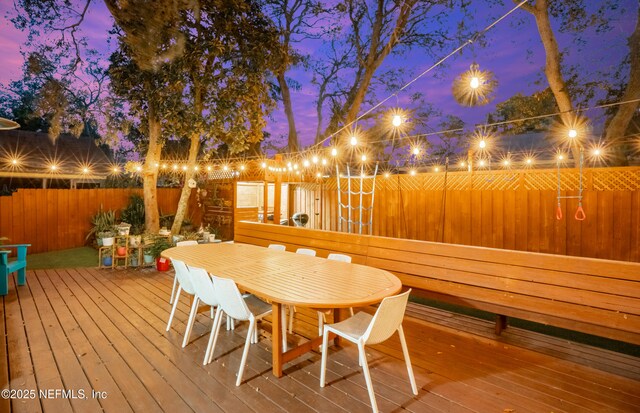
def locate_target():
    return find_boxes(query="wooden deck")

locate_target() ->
[1,267,638,413]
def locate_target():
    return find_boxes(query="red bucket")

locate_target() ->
[156,257,171,271]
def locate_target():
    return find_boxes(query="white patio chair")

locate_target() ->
[169,240,199,304]
[209,275,272,386]
[166,259,199,347]
[317,253,354,336]
[320,289,418,413]
[268,244,286,251]
[295,248,316,256]
[187,266,224,364]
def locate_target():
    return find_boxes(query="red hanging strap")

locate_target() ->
[556,205,563,220]
[575,205,586,221]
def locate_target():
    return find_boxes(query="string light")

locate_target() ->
[207,165,212,171]
[412,147,420,156]
[182,165,187,171]
[11,159,18,165]
[410,169,417,176]
[321,158,327,165]
[392,114,403,127]
[82,167,89,174]
[162,164,167,169]
[360,154,367,162]
[223,165,229,171]
[350,136,357,146]
[434,167,440,172]
[194,165,199,171]
[260,162,266,168]
[384,172,390,178]
[312,155,319,164]
[303,159,310,167]
[331,148,338,156]
[568,129,577,139]
[50,164,58,171]
[112,167,120,173]
[136,165,142,172]
[173,164,178,170]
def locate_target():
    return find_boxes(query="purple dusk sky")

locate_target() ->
[0,1,637,150]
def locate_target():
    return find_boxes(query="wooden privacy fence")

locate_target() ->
[318,166,640,262]
[0,188,199,254]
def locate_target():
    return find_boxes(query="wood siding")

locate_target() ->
[0,188,199,253]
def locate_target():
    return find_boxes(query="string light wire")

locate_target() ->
[310,0,532,150]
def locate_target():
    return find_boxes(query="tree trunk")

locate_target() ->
[604,7,640,166]
[277,71,299,152]
[522,0,579,164]
[171,132,201,235]
[143,102,161,232]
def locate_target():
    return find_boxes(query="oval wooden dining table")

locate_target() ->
[161,242,402,377]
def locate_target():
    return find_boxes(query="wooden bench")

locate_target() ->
[0,244,31,295]
[235,221,640,345]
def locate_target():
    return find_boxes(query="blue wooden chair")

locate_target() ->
[0,244,31,295]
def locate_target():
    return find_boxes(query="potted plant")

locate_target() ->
[146,235,173,271]
[116,222,131,236]
[115,237,127,257]
[102,255,113,267]
[86,206,116,246]
[121,194,145,247]
[98,230,116,247]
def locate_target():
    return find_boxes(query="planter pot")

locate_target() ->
[129,235,141,248]
[116,246,127,256]
[208,234,217,242]
[102,256,112,266]
[102,237,115,247]
[97,238,103,247]
[156,257,170,271]
[130,256,139,267]
[172,235,184,244]
[143,254,154,264]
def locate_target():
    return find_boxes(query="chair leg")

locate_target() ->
[236,317,255,386]
[288,305,295,333]
[358,342,379,413]
[166,286,182,331]
[207,309,225,364]
[317,312,324,336]
[169,275,178,304]
[319,326,330,387]
[17,268,26,286]
[203,307,221,365]
[0,273,7,296]
[398,325,418,395]
[182,296,199,347]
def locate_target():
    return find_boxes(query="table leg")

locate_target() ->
[272,302,283,377]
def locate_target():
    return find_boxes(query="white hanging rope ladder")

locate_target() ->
[336,163,379,234]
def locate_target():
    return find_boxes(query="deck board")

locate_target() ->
[0,267,638,413]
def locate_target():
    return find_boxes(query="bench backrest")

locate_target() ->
[235,221,640,345]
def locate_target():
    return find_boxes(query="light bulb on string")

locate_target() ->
[303,159,310,167]
[331,147,338,157]
[392,114,403,127]
[452,62,497,107]
[312,155,319,164]
[350,136,358,146]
